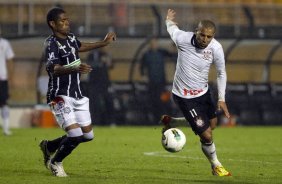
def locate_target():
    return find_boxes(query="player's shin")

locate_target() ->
[51,136,83,163]
[1,105,10,135]
[201,141,222,168]
[171,117,187,127]
[160,115,187,127]
[51,128,83,163]
[47,135,67,153]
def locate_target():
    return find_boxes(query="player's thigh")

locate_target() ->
[49,95,76,129]
[73,97,92,127]
[173,94,210,135]
[210,117,217,130]
[183,106,210,135]
[205,91,217,120]
[0,81,9,106]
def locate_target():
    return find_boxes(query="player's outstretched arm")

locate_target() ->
[79,32,116,52]
[166,9,180,41]
[166,9,177,24]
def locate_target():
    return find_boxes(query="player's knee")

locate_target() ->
[210,118,217,130]
[68,135,84,146]
[67,128,83,139]
[200,128,213,143]
[83,130,94,142]
[201,135,212,143]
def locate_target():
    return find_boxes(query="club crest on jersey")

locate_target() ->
[202,50,212,60]
[195,117,204,127]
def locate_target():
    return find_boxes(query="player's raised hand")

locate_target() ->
[218,101,230,119]
[103,32,117,44]
[167,9,177,24]
[78,63,92,74]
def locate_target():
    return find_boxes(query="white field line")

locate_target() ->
[143,151,281,165]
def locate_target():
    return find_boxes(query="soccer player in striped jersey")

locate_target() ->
[161,9,231,176]
[39,7,116,177]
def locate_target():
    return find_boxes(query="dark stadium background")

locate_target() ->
[2,0,282,127]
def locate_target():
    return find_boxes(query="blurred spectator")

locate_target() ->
[140,37,176,122]
[0,26,15,135]
[87,47,115,125]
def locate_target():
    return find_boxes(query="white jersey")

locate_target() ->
[166,20,227,101]
[0,38,15,80]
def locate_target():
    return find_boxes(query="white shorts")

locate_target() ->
[49,95,92,129]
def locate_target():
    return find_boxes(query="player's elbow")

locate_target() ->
[217,69,226,77]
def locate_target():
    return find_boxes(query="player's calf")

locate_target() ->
[39,140,52,169]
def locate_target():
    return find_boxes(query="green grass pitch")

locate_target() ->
[0,126,281,184]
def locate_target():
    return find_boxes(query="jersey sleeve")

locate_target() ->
[5,40,15,60]
[213,45,227,101]
[166,20,189,49]
[166,20,181,44]
[45,41,60,65]
[76,37,81,48]
[44,40,60,74]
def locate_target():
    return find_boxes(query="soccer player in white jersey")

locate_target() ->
[160,9,231,176]
[39,7,116,177]
[0,26,14,136]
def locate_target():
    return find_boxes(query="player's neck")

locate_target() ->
[53,32,67,39]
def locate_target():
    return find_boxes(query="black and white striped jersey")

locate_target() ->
[44,33,84,103]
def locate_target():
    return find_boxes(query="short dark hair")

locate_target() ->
[46,7,65,29]
[198,20,216,32]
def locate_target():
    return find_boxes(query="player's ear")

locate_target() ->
[49,21,56,29]
[212,29,216,36]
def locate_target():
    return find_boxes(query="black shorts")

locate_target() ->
[0,80,9,106]
[172,90,216,135]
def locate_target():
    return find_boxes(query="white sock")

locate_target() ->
[1,106,10,134]
[170,117,187,127]
[201,141,222,168]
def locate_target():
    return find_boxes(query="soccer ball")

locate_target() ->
[161,128,186,153]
